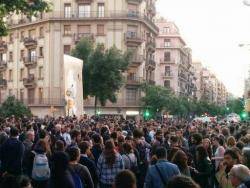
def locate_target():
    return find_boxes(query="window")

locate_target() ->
[127,25,138,38]
[39,47,43,57]
[9,89,13,96]
[38,88,43,104]
[64,25,71,35]
[126,88,137,105]
[164,39,171,47]
[79,4,90,18]
[128,4,137,17]
[28,29,36,38]
[164,52,171,61]
[163,27,170,34]
[9,69,12,81]
[39,27,44,38]
[64,45,71,55]
[78,25,91,34]
[20,31,25,41]
[165,66,171,76]
[28,88,35,104]
[20,89,24,102]
[20,50,25,60]
[98,3,105,17]
[164,80,171,88]
[20,68,24,80]
[9,33,13,43]
[38,66,43,79]
[9,52,13,62]
[64,4,71,18]
[28,50,36,61]
[97,25,104,35]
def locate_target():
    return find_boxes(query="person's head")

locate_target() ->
[229,164,250,187]
[170,135,179,147]
[34,139,48,154]
[172,150,188,171]
[212,136,224,147]
[167,175,200,188]
[114,170,136,188]
[196,145,208,161]
[133,129,143,140]
[55,124,61,133]
[123,142,133,154]
[71,129,81,143]
[104,140,116,167]
[55,140,65,152]
[17,176,32,188]
[155,147,167,160]
[155,129,163,142]
[222,127,230,138]
[242,147,250,169]
[227,136,236,148]
[191,133,202,145]
[10,127,19,137]
[224,149,240,169]
[202,138,211,149]
[52,151,70,174]
[66,146,81,162]
[236,141,244,151]
[92,134,102,144]
[79,141,91,155]
[26,130,35,142]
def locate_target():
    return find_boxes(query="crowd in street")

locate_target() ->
[0,114,250,188]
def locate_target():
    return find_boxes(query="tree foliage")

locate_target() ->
[0,96,32,118]
[0,0,51,36]
[141,84,227,118]
[72,38,132,113]
[226,98,245,114]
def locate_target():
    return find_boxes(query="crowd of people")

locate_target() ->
[0,114,250,188]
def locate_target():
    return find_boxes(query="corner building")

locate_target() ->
[0,0,158,117]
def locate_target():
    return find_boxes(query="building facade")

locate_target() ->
[0,0,158,117]
[154,17,196,98]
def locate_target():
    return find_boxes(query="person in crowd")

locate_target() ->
[203,138,213,159]
[114,170,137,188]
[176,129,189,150]
[122,142,138,172]
[229,164,250,188]
[68,129,81,148]
[66,146,94,188]
[0,127,25,176]
[17,175,33,188]
[216,149,240,188]
[227,136,237,149]
[91,134,103,164]
[79,141,98,188]
[212,136,225,170]
[50,151,74,188]
[62,125,71,146]
[23,130,35,153]
[167,175,200,188]
[242,147,250,169]
[54,140,65,152]
[194,145,212,188]
[97,140,124,188]
[144,147,180,188]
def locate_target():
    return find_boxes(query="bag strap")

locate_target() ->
[155,164,167,187]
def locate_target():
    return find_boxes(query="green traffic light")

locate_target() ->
[242,112,247,118]
[145,111,150,117]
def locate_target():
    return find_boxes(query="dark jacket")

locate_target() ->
[50,170,75,188]
[91,144,102,164]
[79,155,98,188]
[195,158,212,188]
[0,137,25,175]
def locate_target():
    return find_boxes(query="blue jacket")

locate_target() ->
[0,137,25,175]
[144,160,180,188]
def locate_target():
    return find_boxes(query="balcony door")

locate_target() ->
[28,88,35,104]
[78,4,90,18]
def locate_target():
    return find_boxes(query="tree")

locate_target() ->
[0,96,32,118]
[72,39,132,114]
[0,0,50,36]
[227,98,245,114]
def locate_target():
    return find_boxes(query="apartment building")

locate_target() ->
[0,0,158,117]
[155,17,196,98]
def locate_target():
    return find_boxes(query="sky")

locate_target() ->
[156,0,250,97]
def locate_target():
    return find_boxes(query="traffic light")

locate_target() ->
[240,111,248,120]
[144,109,150,119]
[97,110,101,115]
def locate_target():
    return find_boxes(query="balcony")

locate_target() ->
[126,0,142,4]
[0,42,7,53]
[146,38,156,52]
[162,72,174,78]
[0,60,7,71]
[22,98,65,107]
[125,32,143,46]
[160,59,175,64]
[23,74,36,88]
[129,54,143,67]
[146,59,156,70]
[126,76,143,86]
[74,33,94,43]
[23,56,37,67]
[75,0,93,3]
[23,37,37,48]
[0,79,7,88]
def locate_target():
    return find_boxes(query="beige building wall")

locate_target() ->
[0,0,158,117]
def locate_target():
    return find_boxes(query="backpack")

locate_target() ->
[32,152,50,181]
[70,169,84,188]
